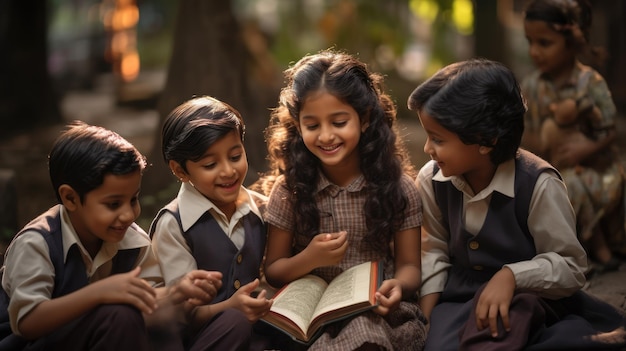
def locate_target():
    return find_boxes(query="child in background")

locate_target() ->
[256,49,427,350]
[150,96,276,350]
[521,0,625,273]
[0,121,219,350]
[411,58,626,350]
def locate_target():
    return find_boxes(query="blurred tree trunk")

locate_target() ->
[142,0,280,214]
[0,0,61,137]
[473,1,508,67]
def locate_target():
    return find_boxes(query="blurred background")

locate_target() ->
[1,0,625,241]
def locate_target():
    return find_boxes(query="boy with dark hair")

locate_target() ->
[0,121,221,350]
[410,58,626,350]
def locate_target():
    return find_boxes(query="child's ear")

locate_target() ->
[479,146,493,155]
[361,121,370,133]
[169,160,189,182]
[58,185,79,211]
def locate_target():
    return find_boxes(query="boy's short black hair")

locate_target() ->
[48,121,147,203]
[408,58,527,165]
[161,96,245,173]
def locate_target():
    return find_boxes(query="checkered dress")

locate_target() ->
[266,174,427,350]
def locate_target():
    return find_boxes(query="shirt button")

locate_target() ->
[237,254,243,264]
[473,265,484,271]
[234,279,241,289]
[469,241,479,250]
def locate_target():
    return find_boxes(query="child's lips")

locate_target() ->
[218,180,239,190]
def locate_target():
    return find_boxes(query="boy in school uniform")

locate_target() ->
[0,121,221,350]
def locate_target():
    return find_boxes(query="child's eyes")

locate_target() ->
[105,197,139,210]
[202,163,217,169]
[429,137,443,145]
[106,202,121,210]
[303,121,346,130]
[230,154,242,162]
[538,39,553,47]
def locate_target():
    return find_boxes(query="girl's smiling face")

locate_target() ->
[298,91,365,184]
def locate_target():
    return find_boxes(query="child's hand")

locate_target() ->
[305,231,348,267]
[228,279,273,322]
[475,267,515,338]
[549,98,577,126]
[92,266,158,314]
[170,270,223,306]
[374,278,402,316]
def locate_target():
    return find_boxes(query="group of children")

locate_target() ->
[1,0,626,350]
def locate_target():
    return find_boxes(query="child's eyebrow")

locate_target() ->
[200,143,244,159]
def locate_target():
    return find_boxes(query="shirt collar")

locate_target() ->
[315,171,366,197]
[432,158,515,200]
[177,182,261,231]
[60,205,150,263]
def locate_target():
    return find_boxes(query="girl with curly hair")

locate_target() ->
[254,49,427,350]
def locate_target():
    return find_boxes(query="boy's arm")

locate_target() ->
[415,163,451,298]
[150,212,199,285]
[504,171,587,298]
[18,267,157,340]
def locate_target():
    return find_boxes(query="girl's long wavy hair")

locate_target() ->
[253,49,415,251]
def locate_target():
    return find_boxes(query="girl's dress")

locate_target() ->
[266,173,427,351]
[522,61,626,252]
[417,150,626,351]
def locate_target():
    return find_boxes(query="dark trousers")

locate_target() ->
[50,304,151,351]
[150,308,254,351]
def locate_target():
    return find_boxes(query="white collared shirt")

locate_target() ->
[417,158,587,300]
[1,205,160,336]
[151,182,266,285]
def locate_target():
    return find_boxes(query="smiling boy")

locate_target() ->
[0,121,221,350]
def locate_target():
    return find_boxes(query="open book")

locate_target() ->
[261,261,383,345]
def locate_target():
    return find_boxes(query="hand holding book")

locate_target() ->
[261,261,383,345]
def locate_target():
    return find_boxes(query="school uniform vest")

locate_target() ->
[152,200,267,303]
[0,205,140,350]
[433,150,558,302]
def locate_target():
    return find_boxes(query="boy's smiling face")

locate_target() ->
[171,129,248,218]
[61,170,142,254]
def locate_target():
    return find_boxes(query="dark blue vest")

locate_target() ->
[433,150,558,302]
[0,205,139,350]
[151,200,267,303]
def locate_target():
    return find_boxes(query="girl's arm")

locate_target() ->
[263,224,348,288]
[393,227,422,298]
[418,292,440,322]
[374,226,421,316]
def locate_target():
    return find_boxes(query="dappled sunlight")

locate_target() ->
[102,0,140,82]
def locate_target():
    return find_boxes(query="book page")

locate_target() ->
[270,275,327,334]
[312,261,373,318]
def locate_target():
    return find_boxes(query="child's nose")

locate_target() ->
[221,164,236,177]
[423,139,432,155]
[119,204,137,223]
[318,126,335,143]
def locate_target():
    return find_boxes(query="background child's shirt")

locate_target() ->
[1,205,160,336]
[522,61,616,139]
[151,182,266,285]
[416,158,587,299]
